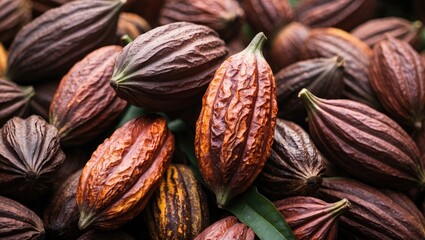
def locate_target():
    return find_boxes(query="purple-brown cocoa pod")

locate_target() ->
[30,0,74,16]
[195,216,255,240]
[0,0,32,45]
[0,78,34,126]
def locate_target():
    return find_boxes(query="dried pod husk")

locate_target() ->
[195,216,255,240]
[351,17,423,50]
[274,196,350,240]
[257,119,326,200]
[30,0,74,16]
[370,36,425,129]
[6,0,125,84]
[76,116,174,230]
[159,0,244,41]
[319,177,425,240]
[304,28,380,109]
[29,79,60,120]
[195,33,277,207]
[0,43,7,77]
[0,78,34,126]
[275,56,345,121]
[116,13,150,44]
[0,195,45,240]
[77,230,134,240]
[243,0,294,37]
[0,115,65,201]
[111,22,228,112]
[299,89,425,189]
[271,22,310,71]
[294,0,377,31]
[44,170,82,240]
[0,0,32,45]
[145,164,209,240]
[49,45,127,146]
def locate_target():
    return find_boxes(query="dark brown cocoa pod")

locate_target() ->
[243,0,294,37]
[77,230,134,240]
[159,0,244,41]
[0,0,32,45]
[0,43,6,77]
[381,189,425,226]
[195,216,255,240]
[111,22,227,112]
[274,196,350,240]
[275,56,345,121]
[0,78,34,126]
[0,115,65,201]
[319,177,425,240]
[53,148,87,190]
[117,13,150,44]
[6,0,125,84]
[257,119,326,200]
[299,89,425,189]
[123,0,164,26]
[0,195,45,239]
[30,0,74,16]
[294,0,377,31]
[29,78,59,120]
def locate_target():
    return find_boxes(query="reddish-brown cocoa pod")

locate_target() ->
[77,230,134,240]
[0,0,32,45]
[195,216,255,240]
[0,78,34,126]
[117,13,150,44]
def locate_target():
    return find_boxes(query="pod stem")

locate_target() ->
[244,32,267,54]
[330,198,351,216]
[298,88,319,114]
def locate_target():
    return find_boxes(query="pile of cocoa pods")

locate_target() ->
[1,0,425,239]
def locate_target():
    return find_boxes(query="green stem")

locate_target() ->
[244,32,267,54]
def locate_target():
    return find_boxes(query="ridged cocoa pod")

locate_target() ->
[299,89,425,189]
[381,189,425,226]
[370,36,425,129]
[6,0,125,84]
[257,119,326,200]
[0,195,45,240]
[117,13,150,44]
[30,0,74,15]
[30,79,59,120]
[0,78,34,126]
[274,196,350,240]
[159,0,244,41]
[145,164,209,240]
[275,56,345,121]
[0,0,32,45]
[195,33,277,207]
[271,22,310,71]
[44,170,82,240]
[294,0,377,31]
[0,115,65,201]
[319,177,425,240]
[0,43,7,77]
[304,28,380,109]
[49,45,127,146]
[77,230,134,240]
[352,17,423,49]
[243,0,294,37]
[111,22,227,111]
[195,216,255,240]
[76,116,174,230]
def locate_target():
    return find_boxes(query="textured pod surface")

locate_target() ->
[111,22,228,111]
[49,45,127,146]
[31,0,74,15]
[0,43,7,78]
[195,216,255,240]
[159,0,244,41]
[117,13,150,43]
[319,177,425,240]
[76,116,174,230]
[294,0,376,31]
[195,33,277,207]
[370,36,425,129]
[7,0,124,84]
[0,115,65,201]
[257,119,325,200]
[352,17,423,49]
[274,196,350,240]
[275,56,345,121]
[77,230,134,240]
[299,89,425,189]
[0,195,45,240]
[304,28,380,108]
[0,0,32,44]
[0,78,34,126]
[145,164,209,240]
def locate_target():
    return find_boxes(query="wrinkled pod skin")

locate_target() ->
[0,0,32,45]
[195,216,255,240]
[195,33,277,207]
[76,115,174,230]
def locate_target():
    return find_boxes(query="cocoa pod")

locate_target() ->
[49,45,127,146]
[6,0,125,84]
[195,33,277,207]
[145,164,209,240]
[0,115,65,201]
[294,0,377,31]
[275,56,345,121]
[0,195,45,240]
[111,22,227,111]
[53,148,87,190]
[76,115,174,230]
[0,0,32,45]
[159,0,244,41]
[122,0,164,26]
[77,230,134,240]
[319,177,425,240]
[117,13,150,44]
[304,28,381,109]
[195,216,255,240]
[0,43,7,77]
[257,119,326,200]
[370,36,425,129]
[30,0,74,16]
[351,17,423,49]
[299,89,425,189]
[274,196,350,240]
[0,78,34,126]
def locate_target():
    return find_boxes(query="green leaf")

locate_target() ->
[115,105,147,129]
[289,0,297,7]
[225,187,296,240]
